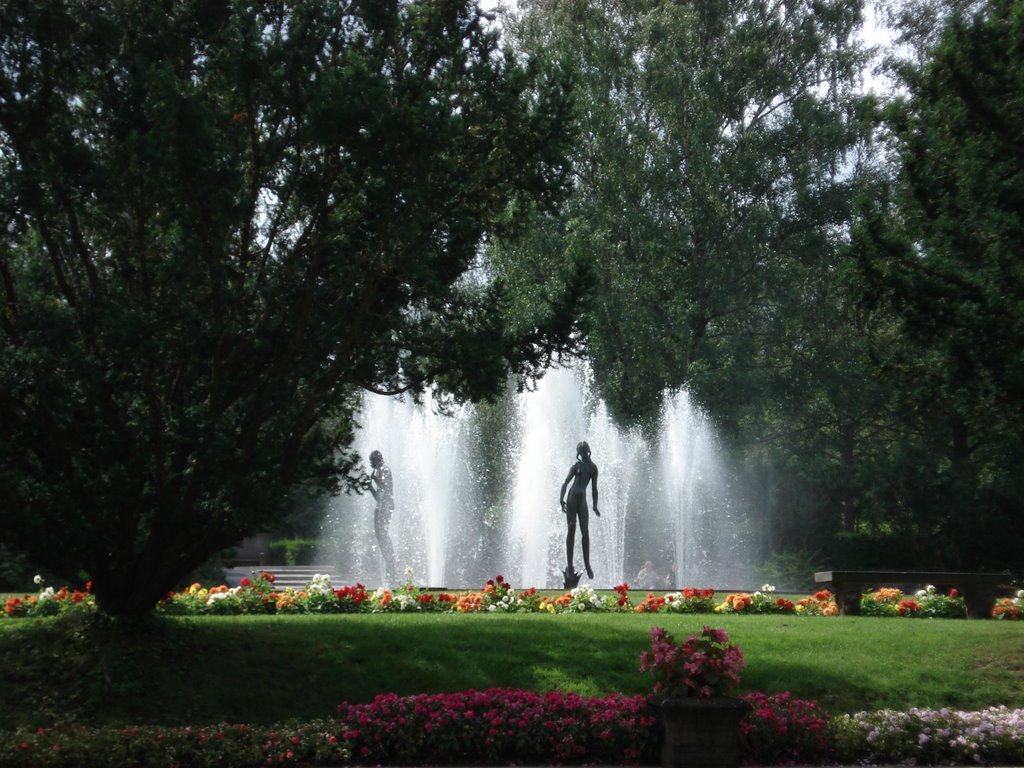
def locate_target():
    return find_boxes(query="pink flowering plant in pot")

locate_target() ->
[639,625,746,699]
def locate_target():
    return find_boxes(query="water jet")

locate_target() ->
[319,366,754,589]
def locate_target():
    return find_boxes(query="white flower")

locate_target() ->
[307,574,333,596]
[207,592,230,605]
[33,574,43,585]
[38,587,55,602]
[761,583,776,593]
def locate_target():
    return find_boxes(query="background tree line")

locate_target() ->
[1,0,1020,612]
[494,0,1024,580]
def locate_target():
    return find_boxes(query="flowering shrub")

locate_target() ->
[796,589,839,616]
[564,584,608,612]
[830,705,1024,765]
[664,588,717,612]
[716,584,796,614]
[612,582,631,608]
[739,691,832,764]
[333,583,370,612]
[634,592,667,612]
[0,720,349,768]
[639,625,746,698]
[166,572,288,615]
[635,588,716,613]
[914,585,966,618]
[860,587,904,616]
[861,586,967,618]
[3,576,94,618]
[335,689,658,765]
[992,590,1023,620]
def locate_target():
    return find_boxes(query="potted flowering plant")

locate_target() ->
[640,626,751,768]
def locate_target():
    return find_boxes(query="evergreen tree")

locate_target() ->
[855,0,1024,570]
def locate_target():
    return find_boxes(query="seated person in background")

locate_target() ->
[635,560,659,589]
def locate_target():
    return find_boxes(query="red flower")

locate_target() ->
[240,577,251,587]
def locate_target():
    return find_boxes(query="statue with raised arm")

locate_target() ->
[559,441,600,589]
[368,449,397,583]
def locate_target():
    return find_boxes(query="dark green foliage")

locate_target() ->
[500,0,877,424]
[0,0,578,614]
[268,538,318,566]
[849,0,1024,570]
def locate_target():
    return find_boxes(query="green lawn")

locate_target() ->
[2,611,1022,730]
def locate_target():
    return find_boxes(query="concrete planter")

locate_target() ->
[649,695,752,768]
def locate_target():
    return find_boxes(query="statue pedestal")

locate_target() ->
[562,568,581,589]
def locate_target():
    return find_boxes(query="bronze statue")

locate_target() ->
[368,449,397,582]
[559,441,600,588]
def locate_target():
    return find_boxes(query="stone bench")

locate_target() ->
[814,570,1013,619]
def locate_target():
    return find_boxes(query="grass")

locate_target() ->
[1,611,1022,731]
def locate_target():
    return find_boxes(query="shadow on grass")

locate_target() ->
[1,610,1022,729]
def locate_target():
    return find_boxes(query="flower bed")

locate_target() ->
[335,689,657,765]
[860,585,968,618]
[0,720,348,768]
[831,705,1024,765]
[993,593,1023,620]
[4,573,1021,620]
[3,692,1021,767]
[4,576,95,619]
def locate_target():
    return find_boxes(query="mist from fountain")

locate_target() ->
[319,365,754,590]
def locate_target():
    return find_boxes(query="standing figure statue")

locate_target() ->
[368,449,397,583]
[559,441,600,588]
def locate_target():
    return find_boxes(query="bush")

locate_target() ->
[830,706,1024,765]
[740,691,832,764]
[0,721,349,767]
[268,539,319,566]
[335,689,658,765]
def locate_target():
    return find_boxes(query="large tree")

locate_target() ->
[498,0,877,423]
[865,0,1024,423]
[496,0,901,568]
[0,0,581,615]
[852,0,1024,570]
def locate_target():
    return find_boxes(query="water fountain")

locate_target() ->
[319,365,755,589]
